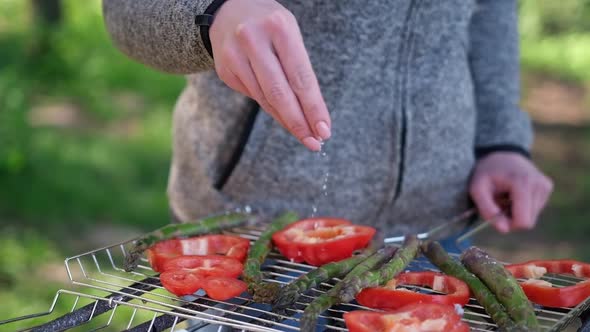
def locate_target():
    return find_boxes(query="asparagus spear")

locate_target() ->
[338,235,419,303]
[299,246,397,332]
[124,212,248,272]
[461,246,539,330]
[273,246,379,310]
[422,241,522,331]
[242,211,299,303]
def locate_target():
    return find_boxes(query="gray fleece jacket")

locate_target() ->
[102,0,533,236]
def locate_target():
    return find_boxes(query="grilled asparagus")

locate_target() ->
[124,212,248,271]
[242,211,299,303]
[461,246,539,330]
[273,246,378,310]
[422,241,521,331]
[299,246,397,332]
[338,235,419,303]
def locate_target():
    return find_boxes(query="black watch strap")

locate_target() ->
[475,144,531,160]
[195,0,228,58]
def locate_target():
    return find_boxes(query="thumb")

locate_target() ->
[470,176,509,233]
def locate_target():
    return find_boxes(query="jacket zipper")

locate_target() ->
[393,0,419,202]
[213,100,259,190]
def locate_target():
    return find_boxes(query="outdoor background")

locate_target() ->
[1,0,589,330]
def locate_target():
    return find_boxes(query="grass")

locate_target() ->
[0,0,590,329]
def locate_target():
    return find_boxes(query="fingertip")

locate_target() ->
[478,202,501,222]
[489,214,510,233]
[482,207,501,222]
[495,219,510,234]
[512,214,535,231]
[302,137,321,151]
[315,121,331,140]
[470,178,501,220]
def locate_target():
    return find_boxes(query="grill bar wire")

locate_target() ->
[0,290,179,332]
[3,223,590,331]
[26,278,159,332]
[2,289,272,332]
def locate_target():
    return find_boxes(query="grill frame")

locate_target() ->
[3,223,590,331]
[1,289,215,332]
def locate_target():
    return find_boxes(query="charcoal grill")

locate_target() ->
[2,220,590,331]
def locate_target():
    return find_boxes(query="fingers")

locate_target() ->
[493,215,511,234]
[530,176,554,224]
[211,4,330,150]
[217,65,250,97]
[221,48,289,130]
[237,24,321,151]
[269,12,331,140]
[508,173,554,231]
[472,172,554,233]
[508,176,534,230]
[469,176,510,233]
[471,153,554,234]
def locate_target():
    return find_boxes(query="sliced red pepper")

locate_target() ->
[159,255,244,297]
[506,259,590,308]
[271,217,376,266]
[356,271,470,310]
[344,303,469,332]
[202,277,248,301]
[160,269,204,296]
[160,273,247,299]
[161,255,244,279]
[147,235,250,272]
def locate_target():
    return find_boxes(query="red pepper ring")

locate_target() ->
[147,235,250,272]
[344,303,470,332]
[356,271,470,310]
[272,218,376,266]
[506,259,590,308]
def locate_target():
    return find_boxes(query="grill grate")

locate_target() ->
[3,223,590,331]
[0,289,199,332]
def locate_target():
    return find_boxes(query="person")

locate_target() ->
[102,0,553,238]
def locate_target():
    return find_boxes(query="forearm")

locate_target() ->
[102,0,216,74]
[470,0,533,154]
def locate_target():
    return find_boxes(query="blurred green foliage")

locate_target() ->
[0,0,184,230]
[519,0,590,82]
[520,0,590,36]
[518,0,590,249]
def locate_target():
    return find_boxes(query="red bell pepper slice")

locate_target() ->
[147,234,250,272]
[160,269,204,296]
[160,273,247,300]
[202,277,248,300]
[159,255,245,297]
[271,217,376,266]
[356,271,470,310]
[506,259,590,308]
[344,303,469,332]
[160,255,244,278]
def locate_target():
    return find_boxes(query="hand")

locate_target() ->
[469,152,554,233]
[209,0,330,151]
